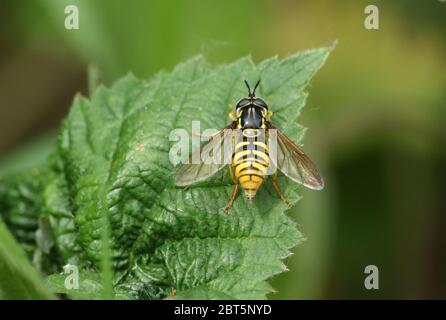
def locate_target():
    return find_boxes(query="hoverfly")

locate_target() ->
[174,80,324,211]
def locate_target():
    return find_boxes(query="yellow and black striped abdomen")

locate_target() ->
[232,129,270,200]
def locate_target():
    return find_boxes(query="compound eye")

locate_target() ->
[236,98,250,109]
[254,98,268,109]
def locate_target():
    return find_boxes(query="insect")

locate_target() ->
[174,80,324,211]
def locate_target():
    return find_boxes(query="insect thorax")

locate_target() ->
[238,106,265,129]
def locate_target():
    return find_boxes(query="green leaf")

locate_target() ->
[0,132,57,177]
[0,219,54,299]
[0,47,331,299]
[0,169,47,256]
[45,271,132,300]
[47,47,331,299]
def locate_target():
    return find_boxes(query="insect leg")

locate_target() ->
[271,174,291,208]
[228,165,237,183]
[224,184,239,213]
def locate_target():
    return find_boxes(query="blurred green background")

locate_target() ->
[0,0,445,299]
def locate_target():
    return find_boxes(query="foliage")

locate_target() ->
[0,47,331,299]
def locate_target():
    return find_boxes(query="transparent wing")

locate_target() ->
[174,123,237,186]
[269,124,324,190]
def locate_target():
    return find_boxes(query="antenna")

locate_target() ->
[244,80,252,97]
[252,80,261,97]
